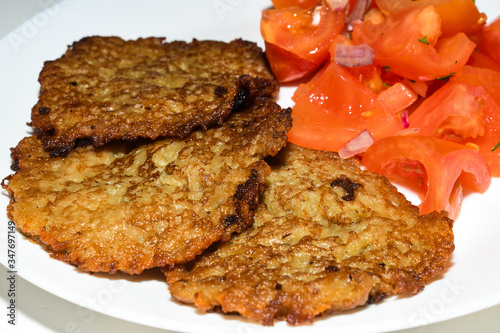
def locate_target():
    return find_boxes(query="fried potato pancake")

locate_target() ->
[3,100,292,274]
[165,144,455,325]
[30,36,279,156]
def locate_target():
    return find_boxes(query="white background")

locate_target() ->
[0,1,499,332]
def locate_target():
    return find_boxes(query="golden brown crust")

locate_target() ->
[3,100,292,274]
[30,36,279,156]
[165,144,454,325]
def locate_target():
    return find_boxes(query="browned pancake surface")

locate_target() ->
[165,144,454,325]
[3,100,292,274]
[31,36,278,156]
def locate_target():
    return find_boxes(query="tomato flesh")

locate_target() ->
[352,5,475,81]
[409,66,500,176]
[288,58,403,152]
[362,135,491,219]
[377,82,417,113]
[475,17,500,67]
[466,49,500,71]
[261,2,344,82]
[409,83,488,140]
[375,0,486,36]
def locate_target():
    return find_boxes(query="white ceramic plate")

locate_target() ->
[1,1,499,332]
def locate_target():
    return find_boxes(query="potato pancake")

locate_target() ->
[165,144,454,325]
[30,36,278,156]
[3,100,291,274]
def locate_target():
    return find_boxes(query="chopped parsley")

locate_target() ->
[417,36,430,45]
[492,141,500,152]
[435,72,456,82]
[382,66,391,72]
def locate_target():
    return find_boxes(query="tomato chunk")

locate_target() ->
[409,66,500,176]
[352,5,475,81]
[375,0,486,36]
[261,2,344,82]
[409,83,489,140]
[466,49,500,71]
[474,16,500,67]
[362,135,491,219]
[287,59,403,152]
[377,82,417,113]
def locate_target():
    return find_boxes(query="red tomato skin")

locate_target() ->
[466,49,500,71]
[352,6,475,81]
[263,42,320,82]
[433,0,486,37]
[477,17,500,66]
[362,135,491,219]
[261,3,344,82]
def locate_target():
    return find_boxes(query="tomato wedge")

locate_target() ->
[474,16,500,67]
[261,1,344,82]
[409,82,489,141]
[466,49,500,71]
[362,135,491,220]
[352,5,475,81]
[409,66,500,176]
[287,52,404,152]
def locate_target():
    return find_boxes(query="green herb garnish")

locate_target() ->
[435,72,456,82]
[417,36,430,45]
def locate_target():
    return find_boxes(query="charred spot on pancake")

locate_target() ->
[367,293,387,304]
[49,146,72,158]
[214,86,228,97]
[331,174,363,201]
[74,137,93,148]
[10,161,19,172]
[38,107,50,115]
[325,265,340,273]
[224,215,240,227]
[232,86,251,111]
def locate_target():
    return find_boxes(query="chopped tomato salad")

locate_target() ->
[260,0,499,219]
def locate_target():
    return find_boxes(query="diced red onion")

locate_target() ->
[401,110,410,128]
[326,0,349,12]
[346,0,373,31]
[334,43,374,67]
[338,129,375,159]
